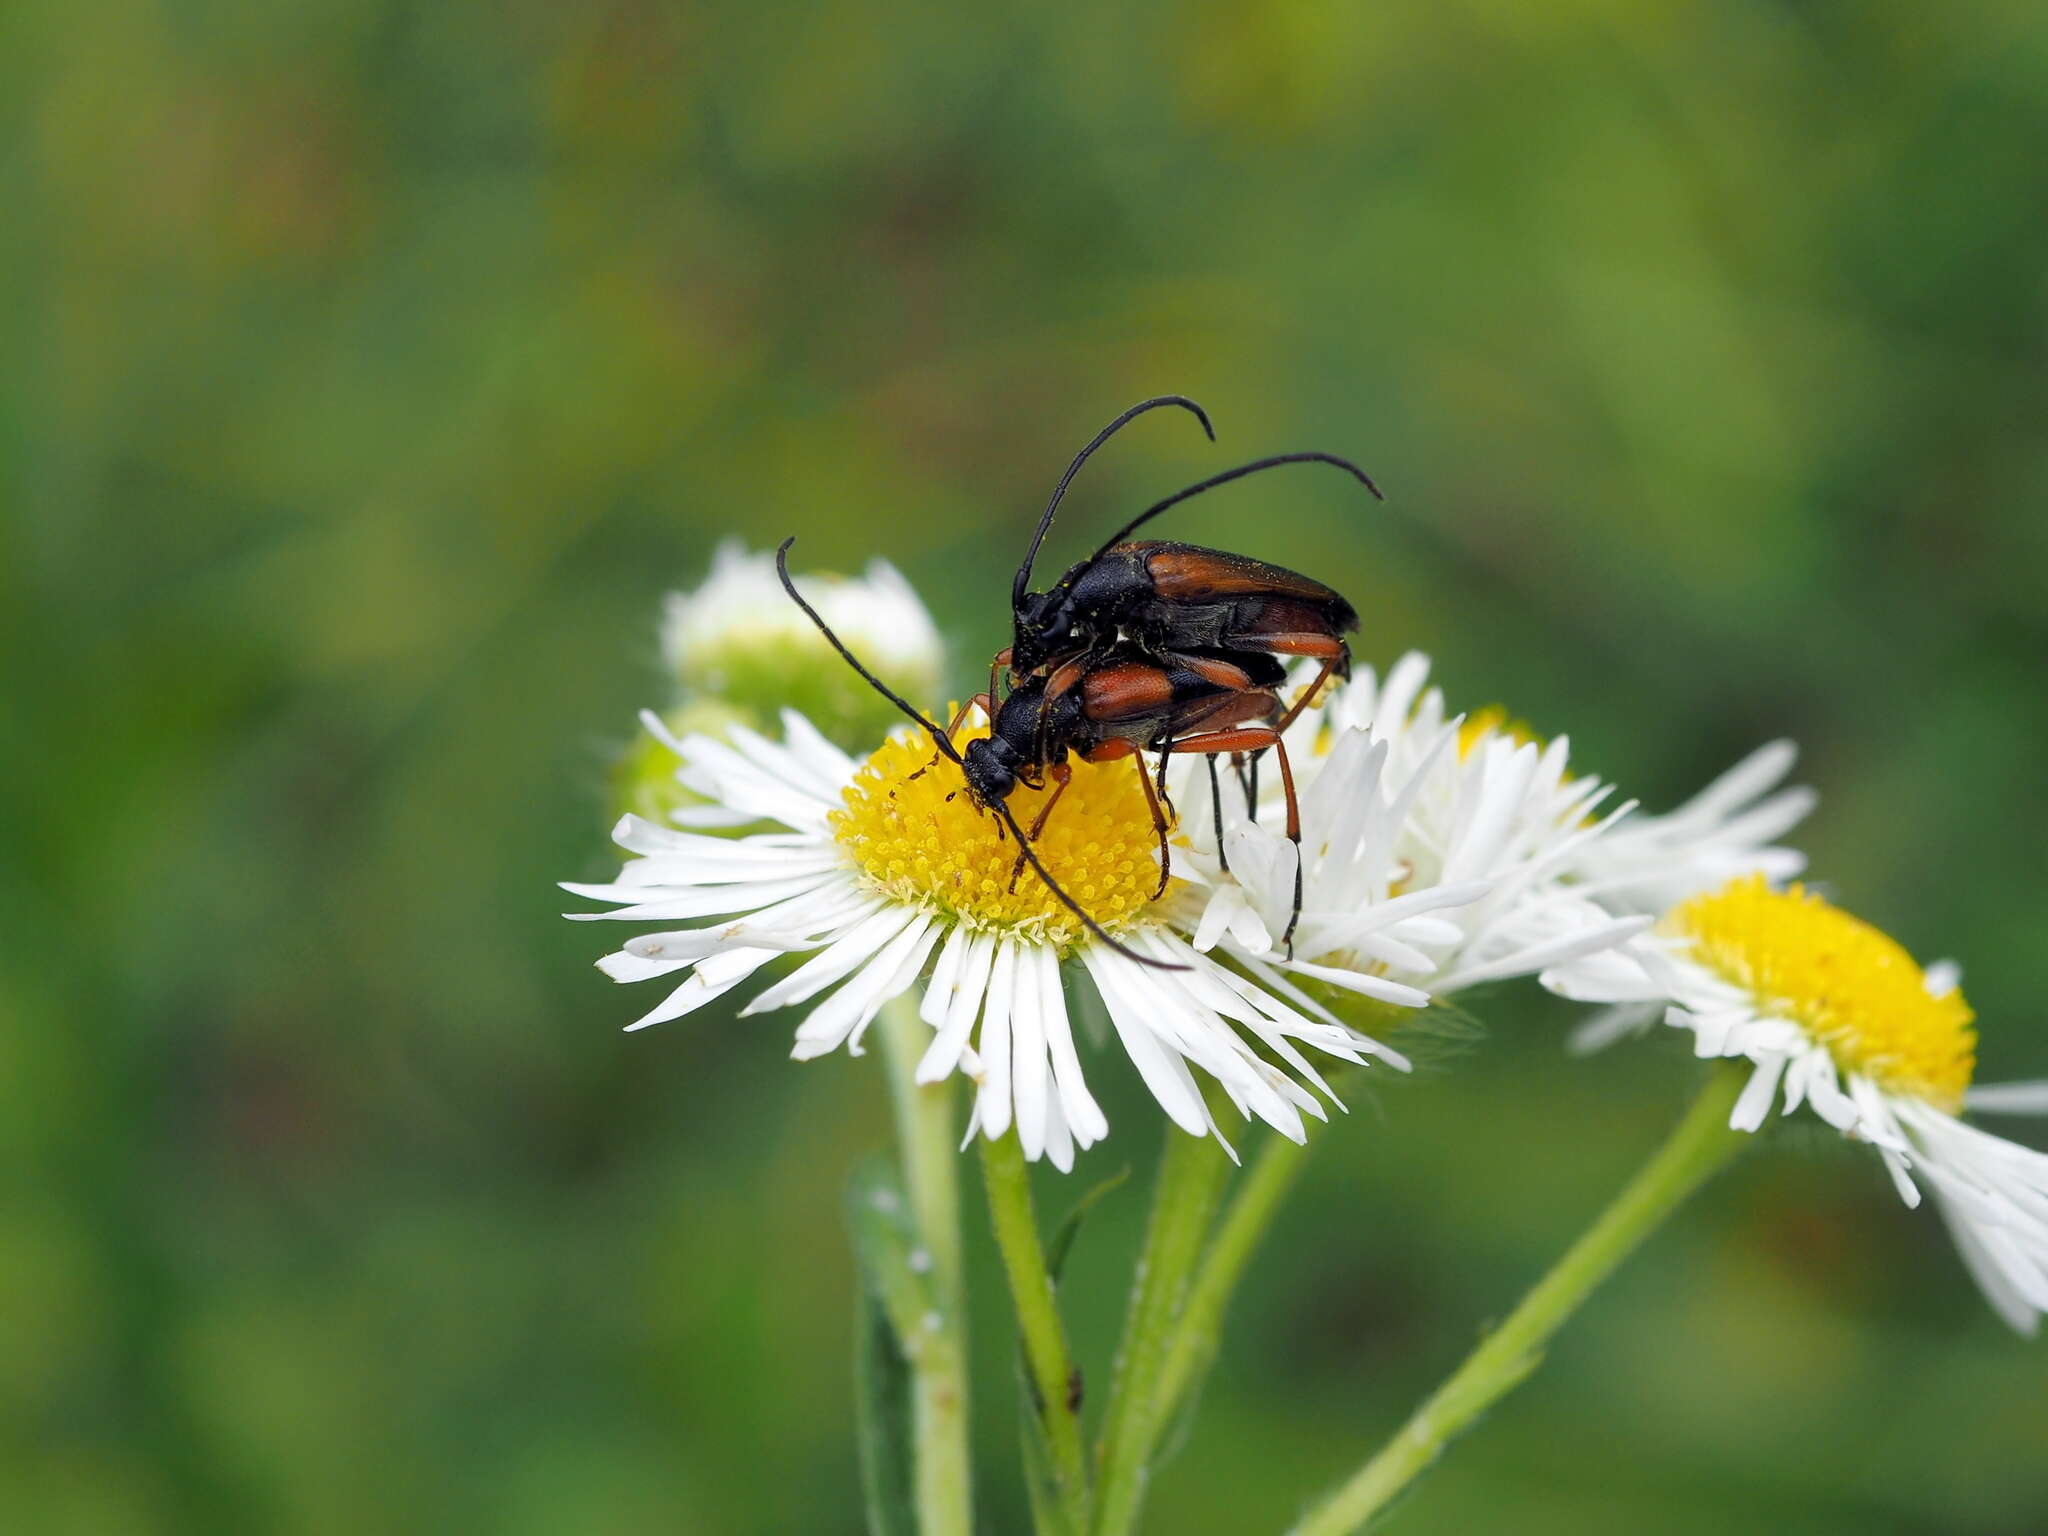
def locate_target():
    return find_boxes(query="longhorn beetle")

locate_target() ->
[776,541,1315,965]
[948,644,1302,927]
[990,398,1377,854]
[1002,396,1379,722]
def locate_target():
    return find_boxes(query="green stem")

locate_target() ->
[1150,1129,1310,1434]
[1289,1064,1751,1536]
[979,1129,1093,1532]
[1093,1122,1233,1536]
[879,1001,972,1536]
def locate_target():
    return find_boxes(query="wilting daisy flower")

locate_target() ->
[566,707,1423,1169]
[1546,874,2048,1332]
[1174,652,1649,999]
[660,541,945,746]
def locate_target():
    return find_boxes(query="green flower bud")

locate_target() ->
[610,697,751,827]
[660,541,945,751]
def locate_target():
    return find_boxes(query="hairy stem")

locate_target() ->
[1092,1123,1232,1536]
[1290,1065,1751,1536]
[879,1001,972,1535]
[979,1129,1093,1531]
[1150,1129,1310,1434]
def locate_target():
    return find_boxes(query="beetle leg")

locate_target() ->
[1230,630,1348,660]
[950,692,995,734]
[1166,728,1303,958]
[1275,656,1342,733]
[1007,763,1073,891]
[1151,707,1181,825]
[1205,756,1230,875]
[1134,750,1172,899]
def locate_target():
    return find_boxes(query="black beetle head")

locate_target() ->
[1011,591,1076,672]
[960,736,1017,806]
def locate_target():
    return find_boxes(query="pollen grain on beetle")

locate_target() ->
[831,724,1166,943]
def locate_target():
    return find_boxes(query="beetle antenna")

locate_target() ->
[988,795,1190,971]
[1085,451,1383,565]
[775,538,962,763]
[1013,395,1215,608]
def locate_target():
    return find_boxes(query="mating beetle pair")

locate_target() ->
[777,395,1376,968]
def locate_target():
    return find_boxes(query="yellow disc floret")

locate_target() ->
[1671,875,1976,1110]
[831,725,1167,946]
[1458,704,1544,760]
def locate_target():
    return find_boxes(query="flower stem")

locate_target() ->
[979,1129,1093,1532]
[1092,1122,1233,1536]
[1289,1064,1751,1536]
[1149,1129,1310,1435]
[879,1000,973,1536]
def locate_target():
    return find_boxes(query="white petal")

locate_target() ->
[1730,1055,1787,1132]
[1010,944,1051,1161]
[1266,954,1430,1009]
[742,904,913,1014]
[624,947,780,1031]
[790,913,939,1059]
[1967,1081,2048,1116]
[1042,1068,1076,1172]
[917,929,997,1084]
[777,707,858,787]
[1439,915,1651,994]
[1935,1192,2042,1335]
[1878,1145,1923,1209]
[562,873,835,923]
[1565,1002,1660,1056]
[1036,943,1107,1144]
[1079,945,1209,1137]
[1677,740,1797,822]
[1191,885,1245,953]
[918,922,973,1030]
[975,941,1018,1140]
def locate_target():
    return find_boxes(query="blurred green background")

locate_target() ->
[7,1,2048,1531]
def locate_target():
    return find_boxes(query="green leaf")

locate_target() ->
[854,1287,918,1536]
[846,1157,933,1536]
[846,1156,935,1341]
[1045,1165,1130,1284]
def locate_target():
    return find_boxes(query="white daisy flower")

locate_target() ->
[1173,653,1648,999]
[1546,873,2048,1333]
[565,706,1420,1170]
[1294,653,1815,929]
[660,541,945,744]
[1566,740,1816,917]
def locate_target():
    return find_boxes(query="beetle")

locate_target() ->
[957,643,1298,903]
[775,541,1314,964]
[983,397,1379,864]
[1002,397,1380,718]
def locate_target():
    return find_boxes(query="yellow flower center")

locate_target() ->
[1458,704,1543,759]
[1671,875,1976,1110]
[830,725,1167,945]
